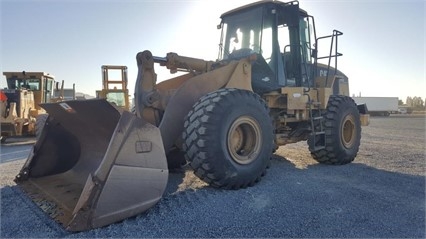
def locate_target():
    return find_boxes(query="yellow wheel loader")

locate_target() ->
[15,1,369,231]
[0,71,72,143]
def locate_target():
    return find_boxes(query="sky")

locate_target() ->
[1,0,425,102]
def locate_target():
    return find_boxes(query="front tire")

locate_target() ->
[183,88,273,189]
[308,95,361,164]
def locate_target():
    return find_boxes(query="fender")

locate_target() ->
[134,50,253,153]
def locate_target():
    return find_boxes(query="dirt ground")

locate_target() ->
[279,114,425,176]
[1,114,424,187]
[1,114,424,238]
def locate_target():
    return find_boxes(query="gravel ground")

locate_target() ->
[1,115,425,238]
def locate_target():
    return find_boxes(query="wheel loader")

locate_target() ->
[14,0,369,232]
[0,71,72,143]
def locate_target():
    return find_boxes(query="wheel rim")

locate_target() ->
[341,114,356,149]
[227,116,262,165]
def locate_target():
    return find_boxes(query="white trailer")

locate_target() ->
[352,97,399,116]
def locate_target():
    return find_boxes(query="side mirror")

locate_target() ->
[311,49,317,59]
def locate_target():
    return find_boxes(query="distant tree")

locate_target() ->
[406,96,413,107]
[398,99,404,105]
[405,96,426,109]
[413,96,424,108]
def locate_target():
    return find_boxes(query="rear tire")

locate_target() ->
[183,88,273,189]
[308,95,361,164]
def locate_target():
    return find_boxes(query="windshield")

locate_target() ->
[7,77,41,90]
[219,7,264,60]
[106,92,126,107]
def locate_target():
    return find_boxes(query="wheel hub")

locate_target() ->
[341,114,356,149]
[227,116,262,164]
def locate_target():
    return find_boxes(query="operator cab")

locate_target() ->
[218,0,342,94]
[3,72,55,110]
[96,65,130,111]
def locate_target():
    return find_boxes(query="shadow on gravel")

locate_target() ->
[1,155,425,238]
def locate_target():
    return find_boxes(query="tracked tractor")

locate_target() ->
[15,0,368,231]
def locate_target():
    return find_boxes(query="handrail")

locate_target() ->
[314,30,343,87]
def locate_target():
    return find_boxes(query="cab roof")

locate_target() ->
[3,71,55,79]
[221,0,308,19]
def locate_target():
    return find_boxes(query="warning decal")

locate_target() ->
[59,103,76,113]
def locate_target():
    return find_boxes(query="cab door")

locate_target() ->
[43,77,53,103]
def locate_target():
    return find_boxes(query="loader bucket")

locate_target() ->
[14,99,168,231]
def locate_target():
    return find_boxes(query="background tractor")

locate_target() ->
[96,65,131,112]
[15,0,368,231]
[0,71,74,142]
